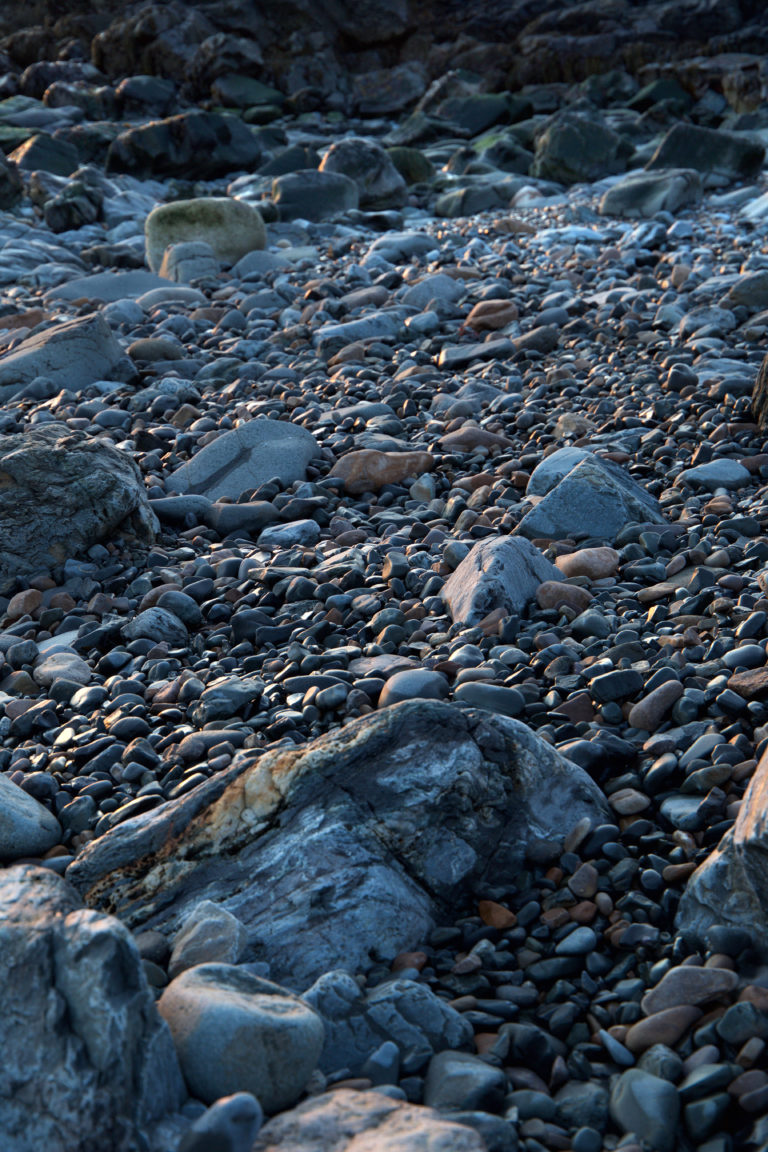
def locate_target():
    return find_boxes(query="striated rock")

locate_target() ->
[319,136,406,209]
[0,865,183,1151]
[0,313,133,399]
[145,196,266,273]
[442,536,559,626]
[67,700,608,989]
[329,449,433,495]
[251,1089,485,1152]
[158,964,324,1111]
[517,451,665,542]
[0,773,61,859]
[0,423,158,582]
[167,419,321,501]
[677,743,768,956]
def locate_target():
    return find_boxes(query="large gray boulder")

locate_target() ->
[531,111,633,185]
[599,168,703,218]
[646,122,764,185]
[0,313,134,400]
[0,866,184,1152]
[319,137,406,209]
[516,449,665,542]
[0,772,61,859]
[166,419,321,501]
[0,423,159,582]
[442,536,559,626]
[145,197,266,272]
[677,744,768,955]
[67,700,608,990]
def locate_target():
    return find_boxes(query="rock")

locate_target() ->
[536,580,593,613]
[516,453,665,542]
[0,773,61,859]
[123,607,188,647]
[641,965,739,1016]
[751,352,768,432]
[424,1050,507,1112]
[0,150,22,208]
[315,313,404,359]
[721,269,768,314]
[169,900,249,978]
[67,700,608,989]
[158,240,220,283]
[677,743,768,956]
[250,1089,485,1152]
[442,536,559,626]
[9,131,79,175]
[33,650,91,686]
[302,971,473,1075]
[158,964,324,1111]
[609,1068,680,1152]
[0,313,133,400]
[625,1006,702,1054]
[0,865,183,1149]
[628,681,684,731]
[329,449,433,495]
[167,419,321,501]
[107,111,262,179]
[44,176,102,232]
[378,668,449,706]
[43,269,167,303]
[0,423,158,582]
[646,122,765,184]
[319,136,406,209]
[555,547,619,580]
[599,169,703,218]
[531,111,632,184]
[678,459,751,490]
[272,170,359,222]
[179,1093,263,1152]
[145,196,266,273]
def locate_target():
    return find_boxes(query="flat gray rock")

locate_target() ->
[516,453,665,542]
[678,459,752,491]
[67,700,608,990]
[43,270,166,303]
[0,313,134,399]
[442,536,559,626]
[166,419,321,501]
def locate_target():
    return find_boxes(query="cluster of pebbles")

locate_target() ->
[1,22,768,1152]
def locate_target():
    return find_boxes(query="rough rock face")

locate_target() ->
[442,536,560,626]
[0,423,159,581]
[676,744,768,956]
[0,865,184,1152]
[67,700,608,989]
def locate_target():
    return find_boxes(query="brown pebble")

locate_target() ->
[625,1005,702,1054]
[478,900,517,929]
[391,951,427,973]
[555,546,619,581]
[609,788,651,815]
[536,580,593,613]
[641,965,738,1016]
[628,680,684,732]
[737,1037,766,1068]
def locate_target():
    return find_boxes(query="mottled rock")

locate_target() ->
[67,701,607,989]
[442,536,559,626]
[329,449,433,495]
[0,423,158,582]
[145,196,266,272]
[158,964,324,1111]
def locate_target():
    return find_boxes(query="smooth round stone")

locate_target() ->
[641,965,739,1016]
[0,772,62,857]
[423,1050,506,1112]
[572,1127,602,1152]
[609,1068,680,1152]
[122,607,188,647]
[554,926,597,956]
[33,650,91,687]
[555,546,619,580]
[626,1006,702,1054]
[257,519,322,549]
[678,1063,734,1102]
[721,644,765,670]
[378,669,449,707]
[628,680,684,731]
[453,681,525,717]
[156,590,203,629]
[178,1092,263,1152]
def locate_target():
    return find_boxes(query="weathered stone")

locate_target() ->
[442,536,559,626]
[67,701,607,989]
[0,773,61,860]
[328,449,433,495]
[251,1090,485,1152]
[677,743,768,956]
[0,866,183,1151]
[158,965,324,1112]
[532,110,633,184]
[0,423,158,582]
[319,136,406,209]
[646,122,765,184]
[599,168,703,218]
[272,170,359,222]
[107,111,261,179]
[167,419,320,500]
[145,196,266,272]
[0,313,133,400]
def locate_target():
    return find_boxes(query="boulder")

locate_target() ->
[158,965,324,1112]
[107,111,261,180]
[676,742,768,956]
[319,137,406,209]
[599,168,703,218]
[516,450,665,542]
[166,419,321,501]
[0,151,23,209]
[0,423,158,582]
[0,773,61,859]
[145,196,266,272]
[0,313,134,400]
[251,1090,485,1152]
[646,122,765,184]
[531,111,633,185]
[9,132,79,176]
[272,170,359,222]
[442,536,559,626]
[302,970,473,1076]
[67,700,608,990]
[0,865,183,1151]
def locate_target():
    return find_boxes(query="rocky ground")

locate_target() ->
[2,3,768,1152]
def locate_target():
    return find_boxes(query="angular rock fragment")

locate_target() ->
[442,536,559,626]
[67,700,608,989]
